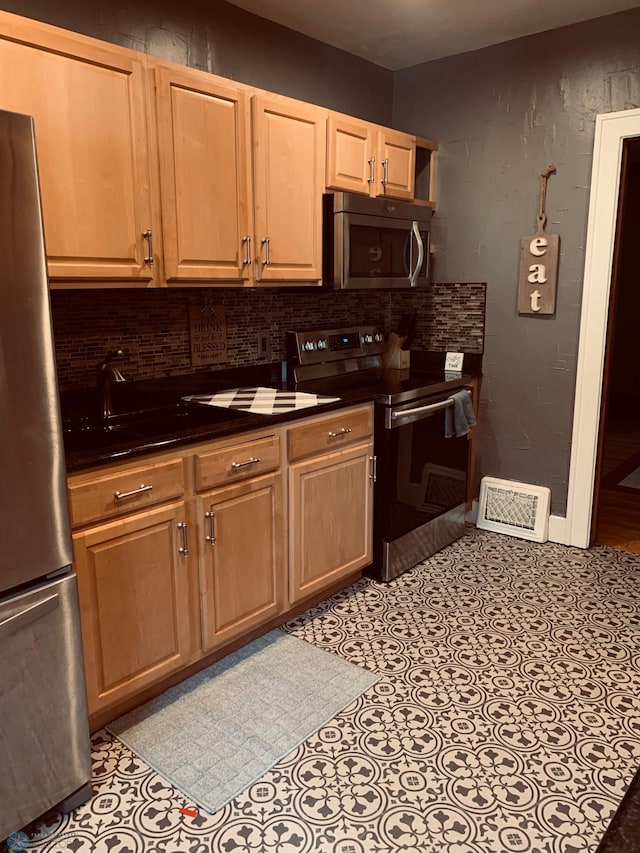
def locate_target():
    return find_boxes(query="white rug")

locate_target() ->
[107,629,379,814]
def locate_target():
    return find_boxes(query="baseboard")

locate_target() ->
[548,514,572,546]
[469,502,576,548]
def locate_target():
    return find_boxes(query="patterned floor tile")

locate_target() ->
[5,529,640,853]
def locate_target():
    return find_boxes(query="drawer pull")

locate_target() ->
[114,483,153,501]
[327,428,352,439]
[231,456,261,470]
[205,511,216,544]
[177,521,188,556]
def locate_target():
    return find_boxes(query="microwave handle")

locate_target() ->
[409,221,425,287]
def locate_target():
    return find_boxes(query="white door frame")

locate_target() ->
[564,108,640,548]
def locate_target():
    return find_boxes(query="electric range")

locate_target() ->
[286,326,474,581]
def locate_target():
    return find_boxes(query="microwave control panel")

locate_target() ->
[286,325,385,366]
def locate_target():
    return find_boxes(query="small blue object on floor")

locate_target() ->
[445,388,477,438]
[106,629,379,815]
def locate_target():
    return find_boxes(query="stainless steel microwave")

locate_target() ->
[323,192,432,290]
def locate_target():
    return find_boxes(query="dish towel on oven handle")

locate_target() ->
[445,388,477,438]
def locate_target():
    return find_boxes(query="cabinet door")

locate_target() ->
[289,440,373,604]
[155,64,252,283]
[326,113,375,196]
[252,94,324,283]
[0,14,154,283]
[199,472,284,651]
[74,501,191,716]
[376,127,416,200]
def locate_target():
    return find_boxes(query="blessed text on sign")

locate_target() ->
[189,304,227,366]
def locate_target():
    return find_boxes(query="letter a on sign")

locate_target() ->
[518,165,560,315]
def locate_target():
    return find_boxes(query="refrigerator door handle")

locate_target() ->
[0,593,59,640]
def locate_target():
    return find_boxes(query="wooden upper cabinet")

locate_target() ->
[0,13,155,283]
[251,94,324,284]
[326,113,416,201]
[377,127,416,200]
[154,64,252,284]
[326,114,375,195]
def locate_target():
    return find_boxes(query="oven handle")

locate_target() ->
[409,221,425,287]
[389,396,453,425]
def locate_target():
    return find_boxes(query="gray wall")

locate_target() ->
[394,9,640,514]
[0,0,393,124]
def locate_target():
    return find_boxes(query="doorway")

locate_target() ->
[592,139,640,552]
[565,108,640,550]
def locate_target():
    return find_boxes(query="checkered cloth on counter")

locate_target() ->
[183,386,340,415]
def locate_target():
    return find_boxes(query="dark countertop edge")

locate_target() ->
[64,387,376,473]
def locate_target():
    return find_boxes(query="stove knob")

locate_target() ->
[317,339,327,350]
[303,340,316,351]
[374,332,384,343]
[363,334,373,345]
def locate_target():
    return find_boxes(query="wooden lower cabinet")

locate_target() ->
[197,472,285,651]
[70,408,374,721]
[73,500,192,715]
[289,440,374,604]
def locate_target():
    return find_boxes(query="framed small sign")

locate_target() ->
[189,300,227,366]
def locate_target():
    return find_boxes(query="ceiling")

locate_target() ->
[225,0,640,70]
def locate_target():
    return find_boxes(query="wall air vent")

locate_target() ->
[476,477,551,543]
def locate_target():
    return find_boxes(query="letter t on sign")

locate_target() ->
[517,165,560,315]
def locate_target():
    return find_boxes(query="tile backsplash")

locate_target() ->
[51,283,486,391]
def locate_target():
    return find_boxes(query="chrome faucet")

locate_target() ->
[97,349,126,419]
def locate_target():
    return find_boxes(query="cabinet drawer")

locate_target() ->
[68,458,185,528]
[195,435,280,492]
[287,405,373,462]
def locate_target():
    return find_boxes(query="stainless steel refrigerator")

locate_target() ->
[0,109,92,840]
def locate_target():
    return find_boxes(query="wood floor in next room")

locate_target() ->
[595,411,640,553]
[7,528,640,853]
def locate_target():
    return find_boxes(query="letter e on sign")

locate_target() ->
[529,236,548,257]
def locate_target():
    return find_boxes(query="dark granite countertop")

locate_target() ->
[62,352,483,473]
[62,361,376,472]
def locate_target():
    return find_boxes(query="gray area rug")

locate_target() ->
[107,629,379,814]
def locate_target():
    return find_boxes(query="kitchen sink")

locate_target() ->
[63,402,249,454]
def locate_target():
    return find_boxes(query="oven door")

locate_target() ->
[373,392,468,581]
[334,211,429,289]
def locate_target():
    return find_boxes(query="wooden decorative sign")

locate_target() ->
[518,165,560,315]
[189,299,227,366]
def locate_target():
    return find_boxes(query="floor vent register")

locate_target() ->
[476,476,551,542]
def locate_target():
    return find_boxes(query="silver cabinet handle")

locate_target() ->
[381,158,389,186]
[177,521,188,556]
[143,229,154,265]
[368,157,375,184]
[328,428,352,439]
[0,593,59,641]
[409,220,425,287]
[261,237,271,266]
[370,455,377,482]
[231,456,261,470]
[114,483,153,501]
[242,235,252,266]
[204,511,215,544]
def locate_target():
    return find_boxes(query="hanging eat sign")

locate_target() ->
[518,164,560,315]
